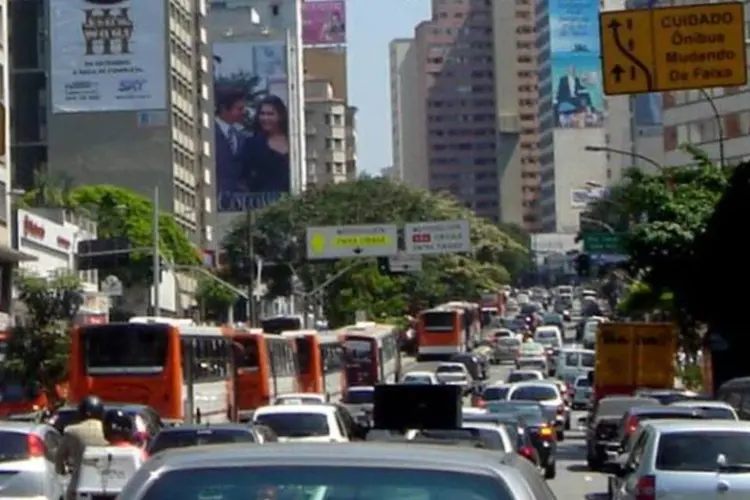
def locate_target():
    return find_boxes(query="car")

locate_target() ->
[341,386,375,425]
[117,442,558,500]
[516,342,548,372]
[580,316,606,347]
[555,348,595,385]
[614,405,705,455]
[49,402,163,443]
[572,375,593,410]
[668,400,739,420]
[632,388,704,405]
[146,423,272,456]
[273,393,328,405]
[601,420,750,500]
[462,406,489,418]
[407,422,515,453]
[477,383,512,406]
[484,401,558,479]
[506,369,544,384]
[401,371,438,385]
[507,382,570,440]
[462,413,543,474]
[492,335,522,364]
[252,404,351,442]
[0,421,63,499]
[450,353,488,380]
[435,362,473,394]
[585,395,660,470]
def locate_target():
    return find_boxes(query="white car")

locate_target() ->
[462,422,515,452]
[273,393,327,405]
[505,369,544,384]
[435,362,472,393]
[401,371,438,385]
[572,374,593,410]
[462,407,488,417]
[252,404,349,442]
[669,400,739,420]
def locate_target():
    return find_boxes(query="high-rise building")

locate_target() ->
[536,0,608,233]
[414,0,499,221]
[389,38,427,188]
[492,0,542,231]
[303,47,357,185]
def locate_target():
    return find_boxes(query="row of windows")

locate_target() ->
[428,99,495,109]
[428,114,496,123]
[433,143,495,152]
[429,127,495,137]
[181,336,231,383]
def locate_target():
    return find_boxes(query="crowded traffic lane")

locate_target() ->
[405,354,607,499]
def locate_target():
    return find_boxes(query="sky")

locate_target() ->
[346,0,432,175]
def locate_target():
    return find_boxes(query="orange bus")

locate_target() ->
[0,333,50,417]
[229,328,300,419]
[69,318,235,424]
[339,322,402,386]
[439,301,481,348]
[282,330,346,400]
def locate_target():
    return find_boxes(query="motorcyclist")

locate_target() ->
[103,409,136,447]
[55,395,109,500]
[562,310,571,322]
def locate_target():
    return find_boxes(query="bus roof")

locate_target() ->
[128,317,195,326]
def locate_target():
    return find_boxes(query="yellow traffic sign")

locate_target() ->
[305,224,399,259]
[601,2,747,95]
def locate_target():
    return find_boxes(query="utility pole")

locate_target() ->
[247,209,256,325]
[152,186,160,315]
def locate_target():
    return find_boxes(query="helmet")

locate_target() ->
[78,395,105,420]
[103,409,134,443]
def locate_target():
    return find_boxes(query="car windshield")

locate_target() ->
[507,372,538,383]
[148,429,255,455]
[487,403,545,424]
[0,431,33,462]
[343,390,373,405]
[414,428,506,451]
[254,413,330,438]
[482,386,510,401]
[436,365,463,373]
[138,466,514,500]
[403,375,432,385]
[498,337,520,346]
[575,378,592,388]
[656,432,750,472]
[509,385,558,402]
[580,352,595,367]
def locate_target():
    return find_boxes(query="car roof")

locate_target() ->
[670,400,733,409]
[509,380,557,387]
[254,404,336,416]
[0,421,51,434]
[462,407,488,415]
[487,382,511,388]
[600,395,655,403]
[275,393,325,399]
[346,386,374,392]
[437,362,465,368]
[510,369,542,374]
[627,406,702,416]
[644,419,750,433]
[404,371,434,377]
[156,424,253,433]
[58,402,152,413]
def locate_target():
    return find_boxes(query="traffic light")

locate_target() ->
[574,253,591,277]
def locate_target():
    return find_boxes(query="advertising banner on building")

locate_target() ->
[213,41,290,213]
[302,0,346,45]
[570,186,607,209]
[49,0,167,113]
[550,0,605,128]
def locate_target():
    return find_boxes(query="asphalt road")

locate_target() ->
[403,322,608,499]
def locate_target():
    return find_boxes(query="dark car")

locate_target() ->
[486,401,558,479]
[633,388,709,405]
[450,353,488,380]
[585,396,659,470]
[49,403,163,443]
[146,423,273,456]
[463,412,543,473]
[615,405,704,453]
[341,386,375,426]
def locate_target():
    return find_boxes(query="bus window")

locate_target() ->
[295,338,311,374]
[421,312,454,332]
[84,324,169,375]
[344,339,373,363]
[236,338,259,370]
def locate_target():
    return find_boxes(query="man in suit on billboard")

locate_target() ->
[214,86,248,196]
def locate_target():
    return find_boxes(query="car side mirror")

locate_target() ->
[600,460,626,477]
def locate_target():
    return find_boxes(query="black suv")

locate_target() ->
[585,396,659,470]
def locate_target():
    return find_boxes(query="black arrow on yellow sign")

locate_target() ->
[607,18,654,91]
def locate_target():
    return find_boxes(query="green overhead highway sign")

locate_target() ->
[582,232,625,254]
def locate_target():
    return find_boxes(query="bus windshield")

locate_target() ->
[83,324,169,375]
[344,339,373,363]
[421,312,455,332]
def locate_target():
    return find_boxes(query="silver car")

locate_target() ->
[118,442,557,500]
[572,375,593,410]
[507,381,570,441]
[0,421,63,499]
[493,335,522,364]
[603,419,750,500]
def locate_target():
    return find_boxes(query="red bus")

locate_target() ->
[340,322,401,386]
[282,330,346,400]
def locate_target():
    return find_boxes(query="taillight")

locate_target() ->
[518,445,535,460]
[539,426,553,438]
[635,475,655,500]
[626,415,639,435]
[27,434,45,457]
[556,405,565,414]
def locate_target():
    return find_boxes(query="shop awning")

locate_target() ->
[0,245,37,263]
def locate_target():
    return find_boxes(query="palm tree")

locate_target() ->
[26,169,77,211]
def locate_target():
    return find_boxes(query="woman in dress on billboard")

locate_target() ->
[242,95,290,197]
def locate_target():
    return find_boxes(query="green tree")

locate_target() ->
[195,277,238,323]
[21,169,77,210]
[221,178,526,326]
[68,185,200,286]
[5,271,83,403]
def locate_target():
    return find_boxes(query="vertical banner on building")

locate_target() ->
[549,0,605,128]
[302,0,346,46]
[48,0,167,113]
[213,41,291,212]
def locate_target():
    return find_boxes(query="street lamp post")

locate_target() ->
[580,216,616,234]
[698,88,726,168]
[584,145,663,171]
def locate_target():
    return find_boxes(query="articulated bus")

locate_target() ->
[230,329,300,419]
[339,322,402,386]
[282,330,346,400]
[0,333,51,416]
[417,302,480,360]
[69,318,235,424]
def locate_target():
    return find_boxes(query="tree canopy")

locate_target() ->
[5,271,83,403]
[23,183,200,285]
[221,178,528,326]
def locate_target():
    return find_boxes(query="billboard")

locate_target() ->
[570,187,607,209]
[302,0,346,45]
[213,41,290,213]
[49,0,167,113]
[550,0,605,128]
